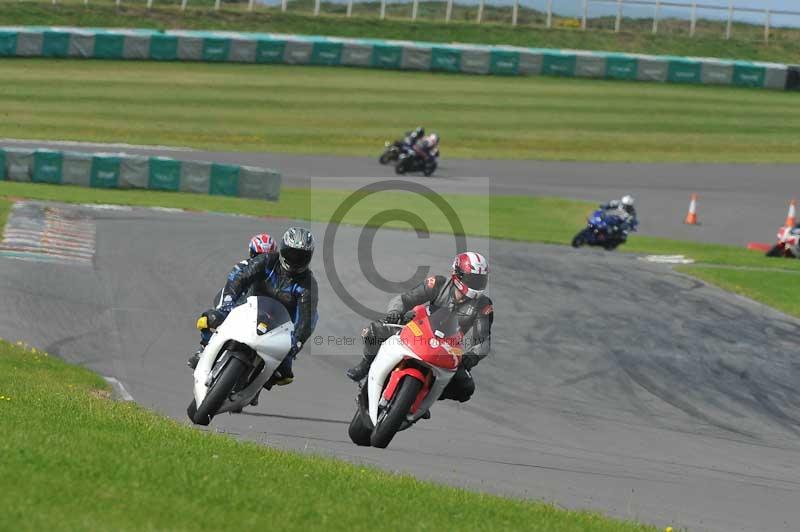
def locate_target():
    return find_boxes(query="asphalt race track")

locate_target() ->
[4,139,800,246]
[1,199,800,532]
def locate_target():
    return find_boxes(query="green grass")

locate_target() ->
[1,180,793,270]
[0,198,11,232]
[0,180,590,242]
[678,266,800,318]
[3,59,800,163]
[2,2,800,64]
[0,339,659,531]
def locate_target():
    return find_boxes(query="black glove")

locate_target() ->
[383,310,403,325]
[461,353,480,371]
[196,309,226,331]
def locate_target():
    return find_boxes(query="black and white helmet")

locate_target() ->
[620,195,635,213]
[279,227,314,274]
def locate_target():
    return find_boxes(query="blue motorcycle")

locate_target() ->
[571,209,636,250]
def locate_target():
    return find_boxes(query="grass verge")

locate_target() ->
[2,59,800,162]
[0,338,658,531]
[2,180,798,320]
[0,198,11,233]
[3,2,800,64]
[676,266,800,318]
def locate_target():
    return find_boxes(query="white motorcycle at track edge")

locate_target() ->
[188,296,293,426]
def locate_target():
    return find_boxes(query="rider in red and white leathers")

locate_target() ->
[346,251,493,403]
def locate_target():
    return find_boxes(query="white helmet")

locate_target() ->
[621,195,635,207]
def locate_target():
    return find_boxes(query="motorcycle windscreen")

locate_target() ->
[254,296,291,335]
[427,306,461,342]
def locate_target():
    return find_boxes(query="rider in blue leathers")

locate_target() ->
[189,228,318,390]
[600,194,638,235]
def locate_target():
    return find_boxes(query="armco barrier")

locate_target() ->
[0,26,796,91]
[0,147,282,201]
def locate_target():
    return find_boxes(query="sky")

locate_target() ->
[541,0,800,27]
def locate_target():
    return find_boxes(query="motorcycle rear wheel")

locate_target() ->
[348,409,372,446]
[191,355,246,426]
[370,377,422,449]
[349,386,372,446]
[423,161,437,177]
[571,229,590,248]
[766,245,783,258]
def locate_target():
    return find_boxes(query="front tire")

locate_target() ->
[379,150,394,165]
[370,377,423,449]
[191,356,246,426]
[423,160,437,177]
[395,160,408,175]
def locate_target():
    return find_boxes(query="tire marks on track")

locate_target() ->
[0,202,96,265]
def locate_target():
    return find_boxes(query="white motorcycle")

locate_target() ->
[348,304,462,449]
[766,226,800,258]
[187,296,293,426]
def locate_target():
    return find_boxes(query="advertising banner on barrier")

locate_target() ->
[0,147,281,201]
[0,26,795,90]
[90,155,121,189]
[33,150,63,184]
[0,30,17,56]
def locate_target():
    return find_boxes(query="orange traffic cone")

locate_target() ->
[684,193,698,225]
[784,198,796,227]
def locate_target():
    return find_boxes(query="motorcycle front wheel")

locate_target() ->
[190,355,246,426]
[379,150,395,165]
[370,377,422,449]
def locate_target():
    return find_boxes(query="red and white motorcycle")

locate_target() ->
[348,304,463,449]
[766,226,800,258]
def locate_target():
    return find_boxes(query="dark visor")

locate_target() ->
[282,247,312,268]
[461,272,487,291]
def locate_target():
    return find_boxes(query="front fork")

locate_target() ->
[376,362,432,426]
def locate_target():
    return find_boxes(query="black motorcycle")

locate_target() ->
[395,151,437,177]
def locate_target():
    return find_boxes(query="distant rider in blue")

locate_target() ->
[600,194,638,234]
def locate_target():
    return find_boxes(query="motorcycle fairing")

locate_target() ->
[193,296,293,412]
[367,337,456,426]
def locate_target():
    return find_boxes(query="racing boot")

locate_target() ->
[346,357,372,382]
[188,327,213,369]
[270,356,294,387]
[187,346,203,369]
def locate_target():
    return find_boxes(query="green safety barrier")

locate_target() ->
[0,147,281,201]
[0,26,794,90]
[90,155,121,189]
